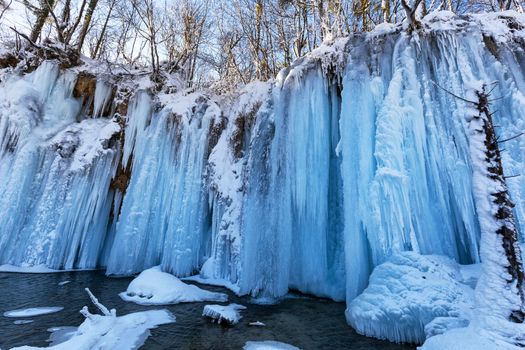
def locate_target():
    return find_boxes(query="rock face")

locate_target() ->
[0,11,525,323]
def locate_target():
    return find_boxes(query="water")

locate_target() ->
[0,271,415,349]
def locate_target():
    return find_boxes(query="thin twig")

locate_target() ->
[430,80,477,104]
[499,132,524,143]
[9,27,40,49]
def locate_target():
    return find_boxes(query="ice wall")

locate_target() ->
[0,62,120,269]
[1,11,525,317]
[105,92,222,276]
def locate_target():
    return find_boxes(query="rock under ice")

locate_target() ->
[120,266,227,305]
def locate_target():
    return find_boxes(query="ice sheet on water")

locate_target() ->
[4,307,64,318]
[243,341,301,350]
[13,320,34,325]
[120,266,228,305]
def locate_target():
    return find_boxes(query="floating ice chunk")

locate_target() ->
[202,304,246,325]
[14,320,34,325]
[243,340,301,350]
[346,252,476,344]
[120,266,227,305]
[4,307,64,318]
[248,321,265,326]
[11,289,175,350]
[58,281,71,286]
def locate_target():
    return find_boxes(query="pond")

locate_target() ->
[0,271,415,350]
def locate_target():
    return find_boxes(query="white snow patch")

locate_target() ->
[4,307,64,318]
[120,266,228,305]
[58,281,71,286]
[243,341,301,350]
[202,303,246,325]
[248,321,265,327]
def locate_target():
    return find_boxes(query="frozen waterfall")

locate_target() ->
[1,12,525,316]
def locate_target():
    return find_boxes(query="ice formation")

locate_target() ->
[202,303,246,325]
[11,289,175,350]
[4,307,64,318]
[1,10,525,337]
[346,252,476,343]
[119,266,227,305]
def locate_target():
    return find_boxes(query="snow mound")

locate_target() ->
[12,288,175,350]
[4,307,64,318]
[346,252,476,343]
[202,303,246,325]
[120,266,228,305]
[243,340,301,350]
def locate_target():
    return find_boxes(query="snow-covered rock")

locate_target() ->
[202,303,246,325]
[346,252,477,343]
[120,266,228,305]
[12,289,175,350]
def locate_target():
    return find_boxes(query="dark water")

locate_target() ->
[0,271,415,350]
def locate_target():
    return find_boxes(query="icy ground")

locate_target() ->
[119,266,228,305]
[11,289,175,350]
[202,303,246,325]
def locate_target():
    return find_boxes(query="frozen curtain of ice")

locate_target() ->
[1,12,525,312]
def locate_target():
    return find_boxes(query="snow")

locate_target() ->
[4,307,64,318]
[420,322,521,350]
[243,341,301,350]
[58,281,71,286]
[346,252,476,343]
[11,289,175,350]
[202,303,246,325]
[248,321,265,326]
[120,266,228,305]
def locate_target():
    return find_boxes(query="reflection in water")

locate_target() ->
[0,271,415,350]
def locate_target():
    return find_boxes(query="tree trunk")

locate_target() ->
[30,0,56,42]
[76,0,99,52]
[467,84,525,342]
